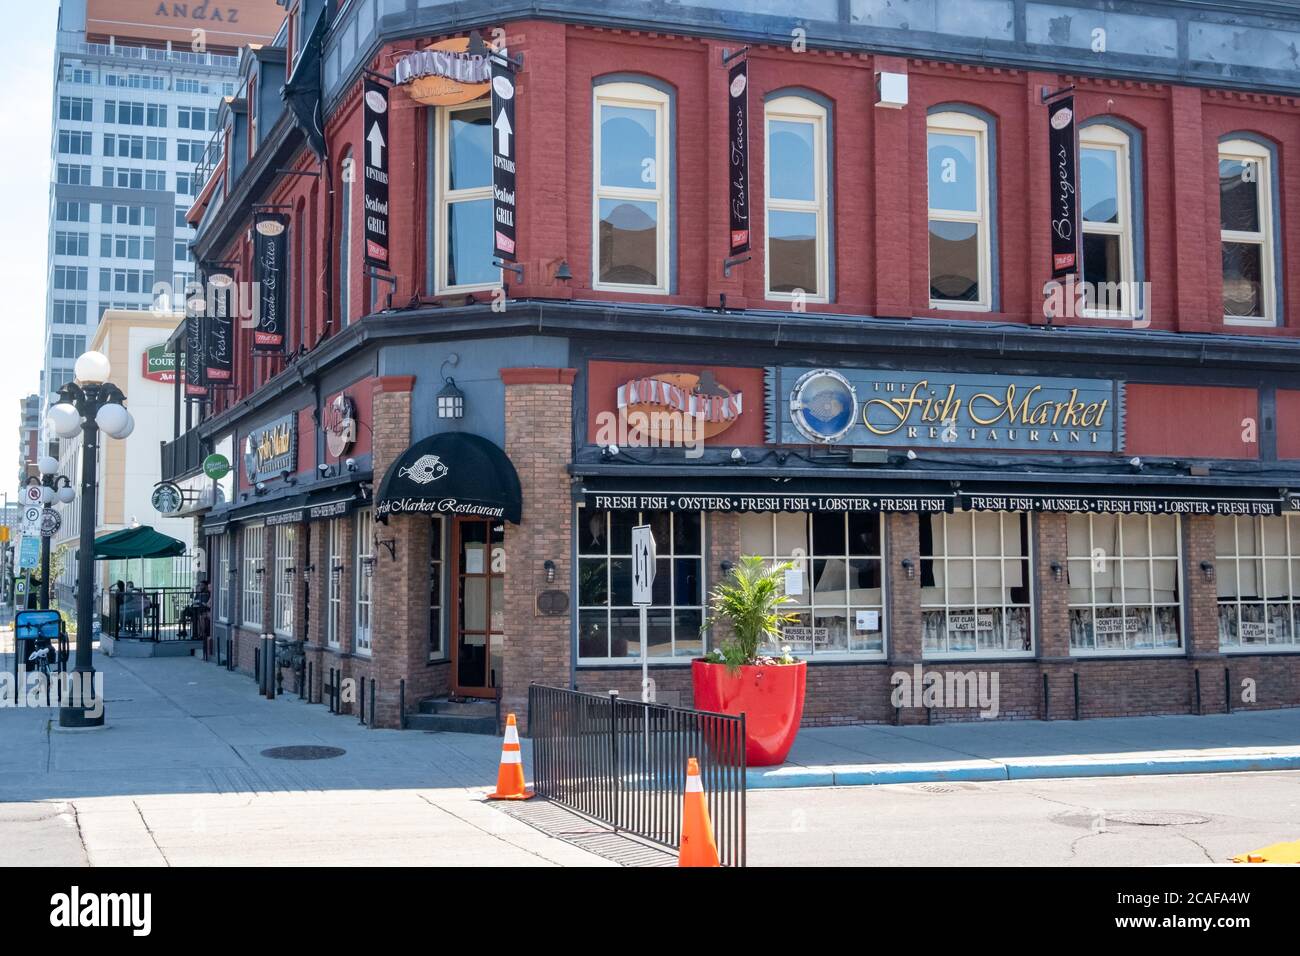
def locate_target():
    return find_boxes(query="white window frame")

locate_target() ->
[434,99,499,294]
[1219,138,1276,327]
[326,517,344,647]
[591,82,671,295]
[921,511,1034,659]
[738,511,886,658]
[217,533,232,623]
[764,96,829,304]
[354,508,374,654]
[576,508,704,664]
[273,524,296,637]
[240,524,265,629]
[1067,513,1184,656]
[1216,514,1300,653]
[926,111,992,312]
[1078,124,1136,320]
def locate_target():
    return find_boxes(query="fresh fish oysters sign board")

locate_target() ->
[363,79,390,268]
[491,54,517,262]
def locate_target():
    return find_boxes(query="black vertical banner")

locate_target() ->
[1047,95,1079,279]
[253,215,288,353]
[362,78,390,268]
[204,268,233,383]
[184,309,206,398]
[727,58,750,254]
[490,53,517,262]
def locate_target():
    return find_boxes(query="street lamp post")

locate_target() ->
[47,351,135,729]
[32,457,75,611]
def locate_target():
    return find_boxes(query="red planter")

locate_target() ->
[691,659,807,766]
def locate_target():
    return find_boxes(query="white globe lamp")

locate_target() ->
[74,351,111,384]
[57,485,76,504]
[47,403,82,439]
[96,403,130,439]
[38,455,59,476]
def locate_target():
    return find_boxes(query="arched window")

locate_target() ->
[592,80,671,293]
[927,109,995,310]
[765,94,830,302]
[1078,122,1141,318]
[338,149,353,328]
[1219,136,1279,326]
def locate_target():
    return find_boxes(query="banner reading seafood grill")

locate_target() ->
[766,367,1124,450]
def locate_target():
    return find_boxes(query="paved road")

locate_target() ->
[746,770,1300,866]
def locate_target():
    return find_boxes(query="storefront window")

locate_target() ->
[1216,515,1300,650]
[921,511,1031,656]
[578,509,702,662]
[326,517,343,647]
[738,512,884,655]
[273,524,295,636]
[216,533,231,623]
[354,508,373,654]
[1067,514,1182,652]
[241,525,264,629]
[429,516,445,661]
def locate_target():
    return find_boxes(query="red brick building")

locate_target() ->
[165,0,1300,731]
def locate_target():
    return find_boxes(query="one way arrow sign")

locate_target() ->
[631,525,656,606]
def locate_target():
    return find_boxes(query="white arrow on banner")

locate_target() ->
[366,122,386,168]
[494,108,512,157]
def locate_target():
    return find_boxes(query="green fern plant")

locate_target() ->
[702,556,801,671]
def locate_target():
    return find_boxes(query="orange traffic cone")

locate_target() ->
[678,757,720,867]
[487,713,534,800]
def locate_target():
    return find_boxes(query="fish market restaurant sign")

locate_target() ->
[769,367,1124,451]
[375,432,522,524]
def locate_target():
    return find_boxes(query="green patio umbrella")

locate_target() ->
[92,525,187,560]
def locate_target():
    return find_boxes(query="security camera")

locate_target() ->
[730,448,746,463]
[602,444,619,459]
[345,458,357,472]
[318,463,330,475]
[906,450,918,461]
[1129,457,1143,469]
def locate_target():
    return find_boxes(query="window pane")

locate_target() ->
[929,220,980,301]
[768,210,818,294]
[1083,233,1123,308]
[1219,159,1260,233]
[768,120,815,202]
[448,106,491,190]
[446,198,495,286]
[1222,241,1264,317]
[598,199,658,286]
[927,132,978,212]
[600,104,657,189]
[1080,147,1119,224]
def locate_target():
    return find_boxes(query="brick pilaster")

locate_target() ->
[500,368,577,733]
[1185,514,1226,711]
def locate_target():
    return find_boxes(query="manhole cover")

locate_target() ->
[917,784,955,794]
[260,745,346,760]
[1105,810,1210,827]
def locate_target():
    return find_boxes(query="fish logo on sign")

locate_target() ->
[398,454,449,485]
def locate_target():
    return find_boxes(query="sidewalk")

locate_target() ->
[749,709,1300,789]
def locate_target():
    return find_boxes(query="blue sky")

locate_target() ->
[0,2,59,497]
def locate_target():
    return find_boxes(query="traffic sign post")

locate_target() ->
[631,524,657,703]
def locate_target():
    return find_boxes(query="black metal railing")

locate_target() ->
[160,427,204,482]
[528,684,747,867]
[101,587,202,642]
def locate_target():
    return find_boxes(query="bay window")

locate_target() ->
[1068,514,1182,653]
[927,110,993,310]
[921,511,1031,656]
[592,81,670,293]
[1216,515,1300,650]
[578,510,702,662]
[1219,137,1277,325]
[738,512,884,656]
[764,96,829,301]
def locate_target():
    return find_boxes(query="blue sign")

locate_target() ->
[18,536,39,571]
[767,367,1125,452]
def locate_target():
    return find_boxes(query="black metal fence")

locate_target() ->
[101,587,199,641]
[528,684,747,867]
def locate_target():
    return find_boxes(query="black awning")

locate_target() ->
[376,432,522,523]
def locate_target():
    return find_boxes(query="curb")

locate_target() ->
[746,752,1300,789]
